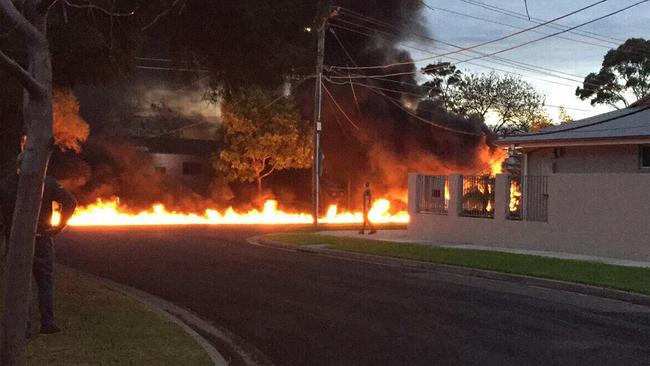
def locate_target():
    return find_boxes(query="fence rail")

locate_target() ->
[461,175,495,218]
[415,175,448,214]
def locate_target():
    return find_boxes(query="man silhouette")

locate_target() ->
[0,153,77,334]
[359,182,376,235]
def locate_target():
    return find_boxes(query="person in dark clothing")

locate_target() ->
[359,182,376,235]
[0,154,77,334]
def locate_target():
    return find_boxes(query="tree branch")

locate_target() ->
[141,0,181,31]
[0,48,46,97]
[0,0,46,46]
[62,0,135,17]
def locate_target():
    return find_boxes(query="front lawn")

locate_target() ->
[0,264,212,366]
[267,233,650,295]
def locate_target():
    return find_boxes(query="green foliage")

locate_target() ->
[213,88,312,194]
[421,62,464,111]
[421,69,550,135]
[576,38,650,108]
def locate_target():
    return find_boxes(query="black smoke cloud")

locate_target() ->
[294,1,497,207]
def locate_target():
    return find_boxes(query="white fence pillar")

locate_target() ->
[448,174,463,217]
[495,174,510,222]
[408,172,418,215]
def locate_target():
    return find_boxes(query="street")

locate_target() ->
[58,226,650,366]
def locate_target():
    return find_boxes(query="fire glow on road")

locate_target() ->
[67,198,409,226]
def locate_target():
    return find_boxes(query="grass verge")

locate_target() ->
[267,233,650,296]
[0,267,212,366]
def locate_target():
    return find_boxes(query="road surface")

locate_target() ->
[57,226,650,366]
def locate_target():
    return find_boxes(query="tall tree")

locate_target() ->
[0,1,143,364]
[421,62,463,112]
[576,38,650,109]
[0,1,55,364]
[422,70,550,135]
[213,88,312,198]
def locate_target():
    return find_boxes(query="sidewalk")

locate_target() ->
[318,230,650,268]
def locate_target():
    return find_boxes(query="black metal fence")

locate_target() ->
[461,175,495,218]
[524,175,549,222]
[415,175,448,214]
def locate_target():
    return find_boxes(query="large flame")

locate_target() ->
[67,198,409,226]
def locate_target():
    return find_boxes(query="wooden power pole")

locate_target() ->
[312,18,326,226]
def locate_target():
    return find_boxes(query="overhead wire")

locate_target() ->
[458,0,626,45]
[328,0,649,79]
[326,23,484,137]
[329,13,605,87]
[322,82,362,130]
[417,1,616,51]
[327,22,589,88]
[331,0,609,71]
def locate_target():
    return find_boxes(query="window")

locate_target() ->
[182,162,203,176]
[641,145,650,168]
[154,166,167,175]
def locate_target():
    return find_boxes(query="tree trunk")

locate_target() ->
[0,22,53,366]
[257,176,263,199]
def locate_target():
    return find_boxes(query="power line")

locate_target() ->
[322,82,361,130]
[329,1,649,79]
[458,0,625,45]
[330,13,605,87]
[325,78,484,136]
[417,1,615,51]
[331,0,609,71]
[135,65,210,73]
[328,22,588,88]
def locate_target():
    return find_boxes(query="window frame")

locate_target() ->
[639,145,650,169]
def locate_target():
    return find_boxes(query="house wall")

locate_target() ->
[149,153,212,192]
[526,144,647,175]
[408,173,650,261]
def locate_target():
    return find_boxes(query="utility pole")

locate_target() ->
[312,17,326,226]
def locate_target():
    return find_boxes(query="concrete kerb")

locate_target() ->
[248,236,650,308]
[59,265,272,366]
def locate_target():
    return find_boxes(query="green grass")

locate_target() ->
[268,233,650,296]
[0,264,212,366]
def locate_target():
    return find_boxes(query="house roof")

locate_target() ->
[497,98,650,147]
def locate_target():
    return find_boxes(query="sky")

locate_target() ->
[412,0,650,122]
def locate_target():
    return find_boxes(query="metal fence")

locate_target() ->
[524,176,548,222]
[461,175,495,218]
[415,175,448,214]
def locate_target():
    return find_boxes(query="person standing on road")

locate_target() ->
[359,181,377,235]
[0,153,77,335]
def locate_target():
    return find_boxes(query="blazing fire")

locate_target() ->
[66,197,409,226]
[509,180,522,213]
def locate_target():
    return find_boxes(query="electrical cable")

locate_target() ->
[331,0,609,71]
[329,0,649,79]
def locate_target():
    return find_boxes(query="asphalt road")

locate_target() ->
[57,226,650,366]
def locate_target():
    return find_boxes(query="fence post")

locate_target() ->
[448,174,463,217]
[495,174,509,221]
[408,172,418,216]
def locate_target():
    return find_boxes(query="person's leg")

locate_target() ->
[33,236,58,333]
[359,213,367,234]
[368,218,376,234]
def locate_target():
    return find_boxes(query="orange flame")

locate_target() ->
[509,180,522,213]
[67,198,409,226]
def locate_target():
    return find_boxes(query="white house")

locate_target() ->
[407,97,650,261]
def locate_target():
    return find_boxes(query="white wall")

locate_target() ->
[408,173,650,261]
[526,145,647,175]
